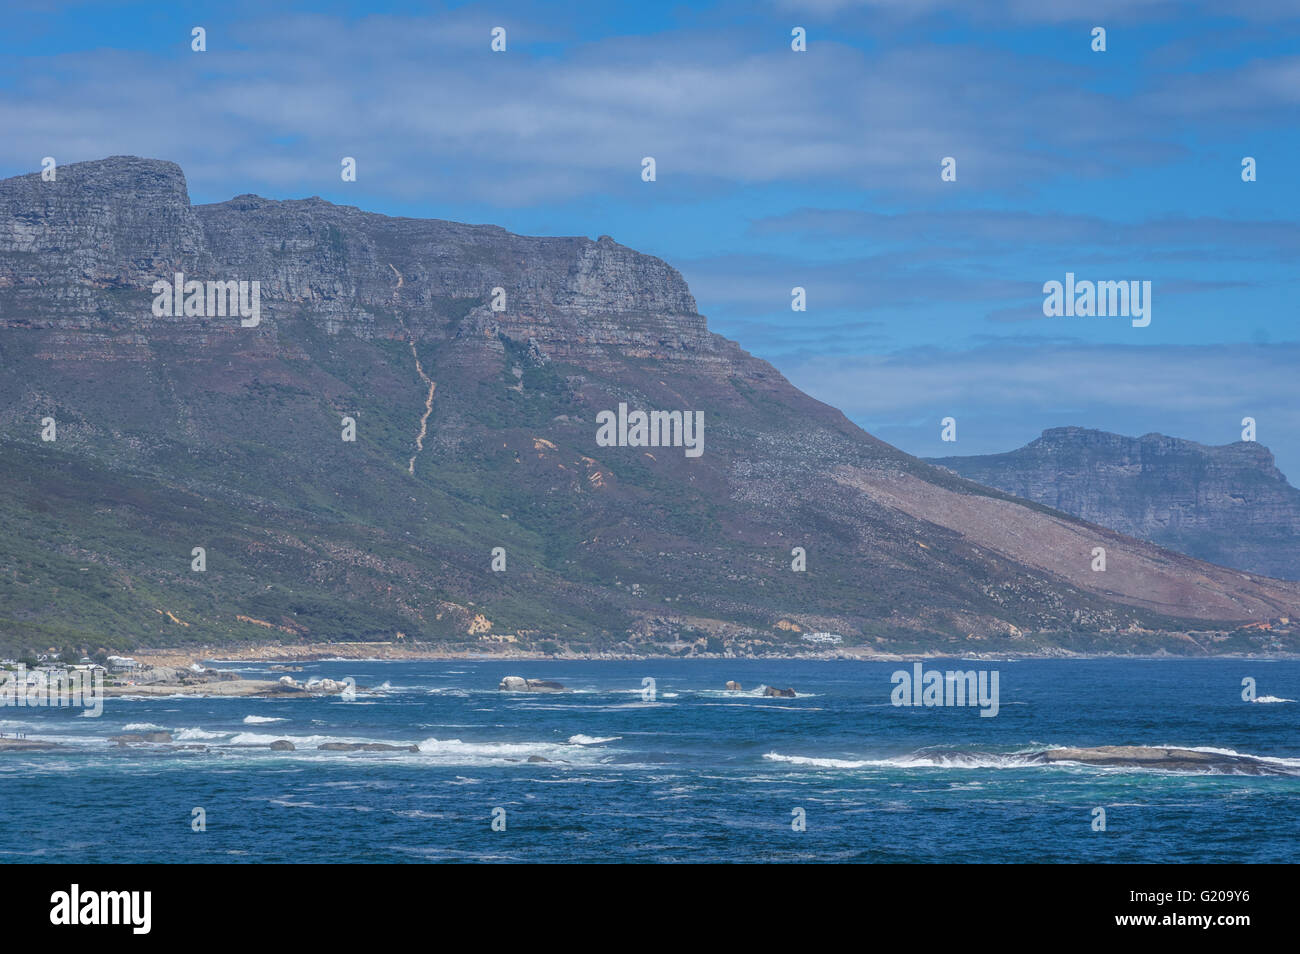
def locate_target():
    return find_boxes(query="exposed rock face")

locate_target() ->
[276,676,349,694]
[1028,745,1295,776]
[269,739,295,751]
[125,665,241,687]
[316,742,418,752]
[763,686,797,698]
[725,680,742,691]
[2,157,1299,656]
[930,428,1300,580]
[0,157,708,364]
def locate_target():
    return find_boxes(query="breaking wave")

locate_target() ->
[764,743,1300,775]
[173,727,232,741]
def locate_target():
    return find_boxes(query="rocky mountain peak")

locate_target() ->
[933,428,1300,580]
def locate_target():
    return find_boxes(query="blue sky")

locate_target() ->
[4,0,1298,474]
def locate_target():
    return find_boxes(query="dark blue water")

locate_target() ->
[1,659,1296,862]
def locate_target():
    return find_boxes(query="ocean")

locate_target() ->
[1,658,1296,863]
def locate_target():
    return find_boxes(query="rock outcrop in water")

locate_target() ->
[930,428,1300,580]
[1028,745,1294,776]
[499,677,566,692]
[276,676,351,694]
[0,737,60,752]
[2,158,1299,657]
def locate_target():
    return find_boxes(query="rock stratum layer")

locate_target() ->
[931,428,1300,581]
[1,158,1297,656]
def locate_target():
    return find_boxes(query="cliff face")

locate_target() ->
[0,157,715,360]
[931,427,1300,580]
[2,157,1297,655]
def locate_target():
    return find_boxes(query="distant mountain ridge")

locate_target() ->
[930,427,1300,581]
[1,158,1297,657]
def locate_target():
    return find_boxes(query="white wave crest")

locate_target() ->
[174,727,231,741]
[415,736,613,765]
[764,753,876,769]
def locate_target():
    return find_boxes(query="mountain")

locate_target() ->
[1,157,1297,657]
[930,427,1300,582]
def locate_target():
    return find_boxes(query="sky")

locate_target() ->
[3,0,1298,475]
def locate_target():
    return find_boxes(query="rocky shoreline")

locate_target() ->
[103,673,353,698]
[104,680,294,698]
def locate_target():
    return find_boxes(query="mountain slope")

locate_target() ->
[1,157,1296,656]
[930,428,1300,581]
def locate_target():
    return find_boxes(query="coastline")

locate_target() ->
[130,641,1300,669]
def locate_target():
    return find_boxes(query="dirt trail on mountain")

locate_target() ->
[389,263,437,474]
[407,347,436,474]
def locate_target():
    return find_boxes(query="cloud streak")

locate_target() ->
[783,341,1300,478]
[2,8,1296,205]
